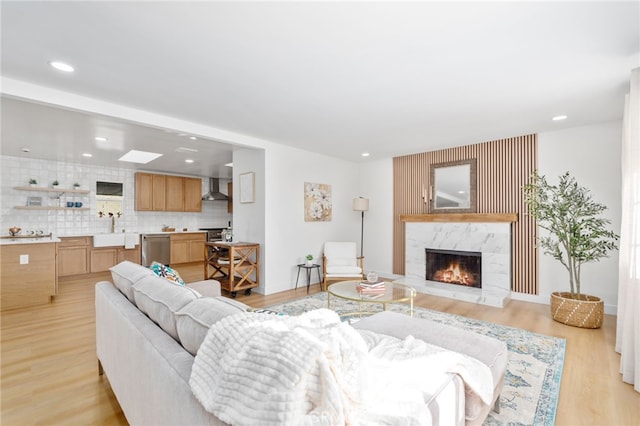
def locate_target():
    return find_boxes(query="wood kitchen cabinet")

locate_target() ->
[184,177,203,212]
[170,232,206,264]
[165,175,184,211]
[135,172,166,211]
[58,236,90,276]
[152,174,166,210]
[1,242,58,310]
[135,172,201,212]
[90,244,141,273]
[58,236,141,277]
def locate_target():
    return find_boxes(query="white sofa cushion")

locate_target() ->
[324,242,358,267]
[186,280,222,298]
[326,265,362,274]
[175,297,250,355]
[109,260,155,303]
[133,275,199,341]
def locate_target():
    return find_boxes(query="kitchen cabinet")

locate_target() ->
[135,172,201,212]
[90,248,118,273]
[170,232,206,264]
[1,241,58,310]
[152,174,166,210]
[90,244,141,273]
[58,237,90,276]
[184,177,202,212]
[135,172,166,211]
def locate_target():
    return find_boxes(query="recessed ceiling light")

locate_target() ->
[189,136,197,140]
[118,150,163,164]
[49,61,75,72]
[185,159,194,164]
[361,152,370,157]
[224,162,233,167]
[95,136,107,142]
[21,147,30,153]
[82,153,93,158]
[552,115,568,121]
[175,147,198,153]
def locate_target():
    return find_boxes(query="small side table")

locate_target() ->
[295,263,322,293]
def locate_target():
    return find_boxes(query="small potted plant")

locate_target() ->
[305,254,314,266]
[51,180,59,188]
[73,182,81,189]
[29,178,37,187]
[523,171,619,328]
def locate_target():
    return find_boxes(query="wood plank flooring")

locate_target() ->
[2,263,639,425]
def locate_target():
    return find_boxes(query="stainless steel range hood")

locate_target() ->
[202,178,228,201]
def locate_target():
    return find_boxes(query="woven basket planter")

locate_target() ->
[550,291,603,329]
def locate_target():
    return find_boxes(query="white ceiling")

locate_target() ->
[1,1,638,175]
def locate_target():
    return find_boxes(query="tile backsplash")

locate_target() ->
[0,156,231,237]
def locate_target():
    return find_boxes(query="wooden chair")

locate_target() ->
[321,242,364,291]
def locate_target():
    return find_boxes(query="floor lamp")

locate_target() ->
[352,197,369,258]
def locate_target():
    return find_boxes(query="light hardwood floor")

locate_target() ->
[2,263,639,425]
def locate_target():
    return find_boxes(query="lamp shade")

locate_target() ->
[352,197,369,212]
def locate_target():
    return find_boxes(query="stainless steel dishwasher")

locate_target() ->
[141,234,171,266]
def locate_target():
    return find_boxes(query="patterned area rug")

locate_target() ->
[267,292,566,426]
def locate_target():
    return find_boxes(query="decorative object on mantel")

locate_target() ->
[523,171,619,329]
[29,178,37,187]
[304,182,332,222]
[353,197,369,257]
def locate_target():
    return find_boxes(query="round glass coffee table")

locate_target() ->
[327,280,416,317]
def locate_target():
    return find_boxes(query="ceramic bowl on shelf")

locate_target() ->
[67,202,74,208]
[75,202,83,208]
[9,227,21,236]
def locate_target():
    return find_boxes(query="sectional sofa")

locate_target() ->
[96,261,507,425]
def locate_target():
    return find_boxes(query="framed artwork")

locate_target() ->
[239,172,255,203]
[304,182,332,221]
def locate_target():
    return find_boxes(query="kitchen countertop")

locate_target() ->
[0,236,61,245]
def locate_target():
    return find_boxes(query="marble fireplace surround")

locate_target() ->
[395,213,517,308]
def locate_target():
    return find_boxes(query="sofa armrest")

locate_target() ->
[186,279,221,298]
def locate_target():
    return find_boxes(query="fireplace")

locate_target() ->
[425,248,482,288]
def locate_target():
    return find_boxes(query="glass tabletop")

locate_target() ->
[327,280,416,304]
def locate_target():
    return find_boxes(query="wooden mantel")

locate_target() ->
[400,213,518,223]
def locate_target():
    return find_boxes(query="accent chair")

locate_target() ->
[322,241,364,291]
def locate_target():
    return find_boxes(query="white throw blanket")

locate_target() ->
[189,309,493,425]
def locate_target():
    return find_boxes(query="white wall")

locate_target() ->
[511,121,622,314]
[232,148,267,293]
[252,143,361,294]
[356,158,395,277]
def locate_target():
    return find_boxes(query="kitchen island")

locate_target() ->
[0,236,60,310]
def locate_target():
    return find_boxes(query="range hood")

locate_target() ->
[202,178,228,201]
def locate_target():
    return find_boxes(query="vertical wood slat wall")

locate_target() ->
[392,134,538,295]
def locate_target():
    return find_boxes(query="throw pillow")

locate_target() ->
[149,261,185,286]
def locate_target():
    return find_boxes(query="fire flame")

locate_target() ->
[434,262,475,286]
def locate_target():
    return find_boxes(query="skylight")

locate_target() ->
[118,150,163,164]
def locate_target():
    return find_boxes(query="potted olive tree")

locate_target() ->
[523,171,619,328]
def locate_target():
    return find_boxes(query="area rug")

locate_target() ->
[266,292,566,426]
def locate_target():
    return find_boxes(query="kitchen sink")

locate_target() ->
[93,233,140,248]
